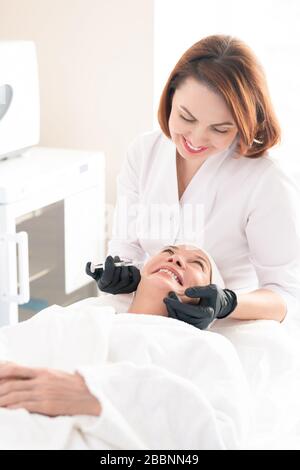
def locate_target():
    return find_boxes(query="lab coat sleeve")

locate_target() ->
[245,162,300,321]
[107,135,146,263]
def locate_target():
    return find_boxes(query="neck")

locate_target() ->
[176,151,207,183]
[127,281,168,316]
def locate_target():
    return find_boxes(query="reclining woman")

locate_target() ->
[94,243,237,329]
[0,245,248,450]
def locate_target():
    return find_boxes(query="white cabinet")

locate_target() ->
[0,147,105,326]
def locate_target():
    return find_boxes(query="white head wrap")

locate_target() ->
[199,248,225,288]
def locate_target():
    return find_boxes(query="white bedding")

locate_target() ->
[0,295,300,450]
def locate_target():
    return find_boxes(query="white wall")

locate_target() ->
[0,0,154,209]
[154,0,300,174]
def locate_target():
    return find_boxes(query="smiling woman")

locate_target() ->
[168,78,239,164]
[126,244,232,324]
[103,34,300,328]
[128,245,212,314]
[158,36,280,159]
[149,246,211,291]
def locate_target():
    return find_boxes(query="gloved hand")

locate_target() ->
[163,284,237,330]
[85,255,141,294]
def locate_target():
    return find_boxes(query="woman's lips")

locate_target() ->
[182,136,208,154]
[152,266,183,286]
[151,268,185,295]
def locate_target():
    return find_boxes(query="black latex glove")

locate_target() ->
[85,255,141,294]
[163,284,237,330]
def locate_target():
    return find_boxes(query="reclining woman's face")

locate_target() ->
[140,245,211,301]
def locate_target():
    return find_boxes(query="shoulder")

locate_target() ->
[254,155,299,196]
[123,129,170,177]
[242,155,300,215]
[231,150,298,190]
[231,150,276,174]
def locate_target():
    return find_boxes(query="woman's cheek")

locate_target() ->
[169,114,186,134]
[219,131,238,149]
[142,258,160,276]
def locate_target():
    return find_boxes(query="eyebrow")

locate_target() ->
[165,245,210,270]
[179,105,235,127]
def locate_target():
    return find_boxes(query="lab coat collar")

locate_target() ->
[161,133,238,205]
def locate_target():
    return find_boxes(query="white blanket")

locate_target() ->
[211,317,300,449]
[0,300,250,450]
[1,295,300,450]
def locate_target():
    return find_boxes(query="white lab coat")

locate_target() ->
[108,129,300,322]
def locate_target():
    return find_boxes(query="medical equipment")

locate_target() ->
[89,260,142,273]
[0,40,106,327]
[0,41,39,161]
[86,258,142,295]
[0,147,105,327]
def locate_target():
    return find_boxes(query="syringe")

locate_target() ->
[89,260,142,274]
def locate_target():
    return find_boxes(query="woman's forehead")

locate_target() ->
[166,244,209,261]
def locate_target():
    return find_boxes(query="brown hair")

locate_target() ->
[157,35,281,158]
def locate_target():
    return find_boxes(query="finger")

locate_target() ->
[104,255,114,268]
[85,262,101,281]
[164,298,214,321]
[164,301,201,325]
[114,266,130,292]
[100,257,120,287]
[185,284,217,299]
[166,291,181,301]
[163,296,176,313]
[0,379,35,397]
[178,303,215,319]
[6,401,55,416]
[0,364,38,380]
[117,268,141,294]
[173,306,215,324]
[163,296,179,316]
[167,309,180,321]
[0,390,35,407]
[163,294,182,308]
[98,262,113,287]
[164,295,204,322]
[164,302,180,320]
[7,402,37,412]
[163,298,196,320]
[108,266,122,289]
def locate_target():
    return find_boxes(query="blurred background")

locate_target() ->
[0,0,154,211]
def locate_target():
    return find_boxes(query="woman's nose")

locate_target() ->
[168,255,185,268]
[188,127,209,147]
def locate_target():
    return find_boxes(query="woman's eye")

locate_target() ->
[213,128,228,134]
[180,115,228,134]
[193,260,204,269]
[162,249,174,254]
[179,115,194,123]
